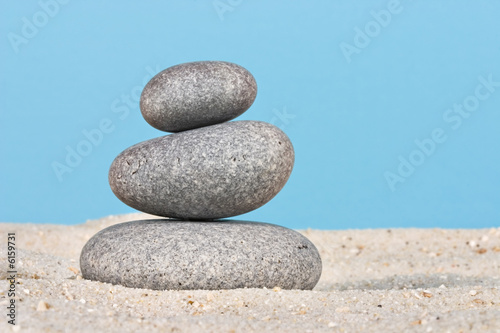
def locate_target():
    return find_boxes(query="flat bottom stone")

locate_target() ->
[80,219,322,290]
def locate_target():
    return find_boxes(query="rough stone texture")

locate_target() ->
[80,219,322,290]
[109,120,294,220]
[140,61,257,132]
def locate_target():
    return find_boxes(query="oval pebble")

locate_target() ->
[80,219,322,290]
[140,61,257,132]
[109,120,294,220]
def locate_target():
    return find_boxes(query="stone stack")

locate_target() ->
[80,61,322,290]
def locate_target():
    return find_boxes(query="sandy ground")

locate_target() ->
[0,214,499,332]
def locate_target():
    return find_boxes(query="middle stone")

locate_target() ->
[109,120,294,220]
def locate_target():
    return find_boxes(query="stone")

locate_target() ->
[80,219,322,290]
[108,121,294,220]
[140,61,257,132]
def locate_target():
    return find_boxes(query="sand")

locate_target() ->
[1,214,499,332]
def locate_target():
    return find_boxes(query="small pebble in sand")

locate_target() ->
[68,266,79,275]
[335,306,350,313]
[36,300,49,311]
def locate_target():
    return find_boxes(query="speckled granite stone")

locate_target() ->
[109,120,294,220]
[80,219,322,290]
[140,61,257,132]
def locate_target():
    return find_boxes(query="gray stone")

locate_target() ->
[140,61,257,132]
[80,219,322,290]
[109,121,294,220]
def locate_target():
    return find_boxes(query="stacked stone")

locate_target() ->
[80,61,322,290]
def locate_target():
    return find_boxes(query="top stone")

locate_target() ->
[140,61,257,132]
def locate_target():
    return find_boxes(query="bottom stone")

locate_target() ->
[80,219,322,290]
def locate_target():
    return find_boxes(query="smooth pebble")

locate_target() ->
[80,219,322,290]
[140,61,257,132]
[108,120,294,220]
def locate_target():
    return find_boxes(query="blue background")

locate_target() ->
[1,0,499,229]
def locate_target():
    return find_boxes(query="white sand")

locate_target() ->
[1,214,499,332]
